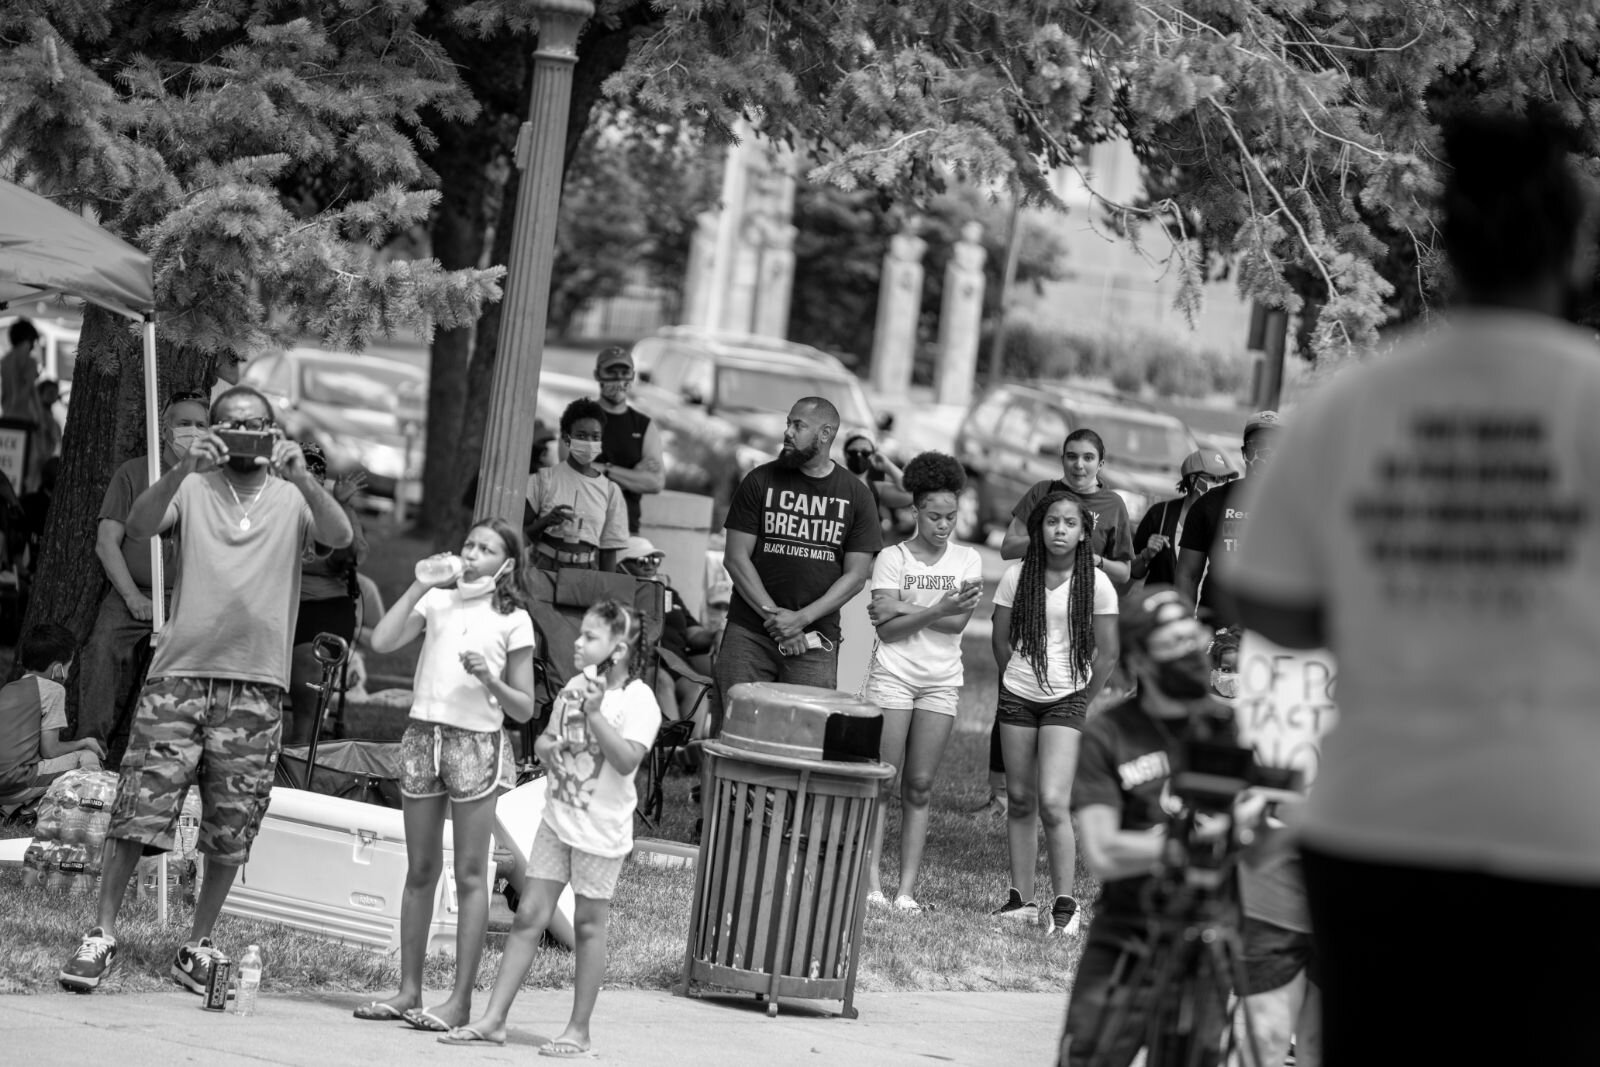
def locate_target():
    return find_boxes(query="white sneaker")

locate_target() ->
[893,894,933,913]
[866,890,889,908]
[992,888,1038,922]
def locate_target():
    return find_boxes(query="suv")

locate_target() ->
[630,328,895,473]
[953,382,1203,540]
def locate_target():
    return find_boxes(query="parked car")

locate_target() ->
[242,347,426,509]
[952,381,1201,539]
[630,328,897,472]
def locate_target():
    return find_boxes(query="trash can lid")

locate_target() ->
[720,682,884,764]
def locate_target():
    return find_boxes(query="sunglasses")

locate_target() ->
[598,371,634,382]
[217,417,272,432]
[846,449,875,459]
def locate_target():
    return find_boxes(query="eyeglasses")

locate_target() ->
[597,371,634,383]
[846,449,875,459]
[218,417,272,432]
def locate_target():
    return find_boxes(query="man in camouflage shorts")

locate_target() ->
[60,387,352,993]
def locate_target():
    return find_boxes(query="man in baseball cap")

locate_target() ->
[1059,583,1241,1065]
[1132,451,1238,587]
[590,346,664,534]
[1177,411,1285,627]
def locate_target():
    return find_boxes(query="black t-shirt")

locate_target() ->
[722,460,884,642]
[1071,697,1194,917]
[1132,495,1186,587]
[1010,480,1135,561]
[599,404,652,534]
[1178,479,1249,625]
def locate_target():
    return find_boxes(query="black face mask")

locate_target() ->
[1152,650,1213,700]
[846,452,871,475]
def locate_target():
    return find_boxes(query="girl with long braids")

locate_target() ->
[989,492,1119,936]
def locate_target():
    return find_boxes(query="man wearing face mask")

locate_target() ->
[1176,412,1283,628]
[1060,586,1272,1067]
[59,384,352,996]
[590,346,665,535]
[73,391,211,764]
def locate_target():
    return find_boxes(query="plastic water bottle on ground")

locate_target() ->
[414,553,464,585]
[57,790,86,844]
[234,944,263,1016]
[21,841,48,888]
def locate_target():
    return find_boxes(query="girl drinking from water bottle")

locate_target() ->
[861,452,983,913]
[443,598,659,1056]
[990,492,1118,937]
[353,518,536,1032]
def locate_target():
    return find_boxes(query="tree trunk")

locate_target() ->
[17,308,215,687]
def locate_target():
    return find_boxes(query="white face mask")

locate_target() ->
[458,559,511,600]
[170,427,205,454]
[566,439,602,466]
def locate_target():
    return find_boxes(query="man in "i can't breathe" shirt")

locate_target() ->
[713,397,883,733]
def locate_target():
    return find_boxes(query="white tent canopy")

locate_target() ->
[0,178,166,632]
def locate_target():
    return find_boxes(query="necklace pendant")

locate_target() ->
[240,516,252,531]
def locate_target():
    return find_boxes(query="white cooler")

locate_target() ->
[223,786,480,954]
[222,780,576,953]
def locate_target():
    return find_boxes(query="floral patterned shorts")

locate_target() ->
[398,722,513,803]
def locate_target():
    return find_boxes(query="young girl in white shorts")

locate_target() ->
[862,452,983,912]
[444,598,659,1057]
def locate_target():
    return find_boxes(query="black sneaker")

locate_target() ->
[991,888,1038,923]
[59,927,117,992]
[171,937,223,995]
[1046,895,1081,937]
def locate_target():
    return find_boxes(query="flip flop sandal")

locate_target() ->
[538,1040,599,1059]
[352,1001,408,1021]
[438,1027,506,1047]
[403,1008,454,1032]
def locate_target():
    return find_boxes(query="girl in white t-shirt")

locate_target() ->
[355,519,537,1032]
[449,599,659,1056]
[990,492,1118,936]
[862,452,983,911]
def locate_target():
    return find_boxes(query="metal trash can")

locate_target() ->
[680,683,891,1018]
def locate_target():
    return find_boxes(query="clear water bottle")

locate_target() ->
[414,553,464,585]
[234,944,263,1016]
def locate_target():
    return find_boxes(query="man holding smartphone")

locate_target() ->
[60,385,352,995]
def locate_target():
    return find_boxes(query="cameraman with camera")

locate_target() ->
[1060,586,1283,1067]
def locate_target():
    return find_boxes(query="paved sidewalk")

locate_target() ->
[2,986,1064,1066]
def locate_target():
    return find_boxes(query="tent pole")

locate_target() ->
[143,317,165,640]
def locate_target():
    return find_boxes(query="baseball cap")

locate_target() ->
[1243,410,1284,440]
[1118,585,1206,662]
[619,535,662,564]
[595,346,634,375]
[1180,449,1234,479]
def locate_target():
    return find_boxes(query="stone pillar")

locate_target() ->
[753,222,797,338]
[704,132,750,334]
[681,210,719,328]
[871,228,926,401]
[724,221,761,334]
[935,221,987,407]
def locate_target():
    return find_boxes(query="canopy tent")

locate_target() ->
[0,178,166,633]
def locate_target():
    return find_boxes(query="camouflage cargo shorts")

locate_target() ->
[110,676,282,867]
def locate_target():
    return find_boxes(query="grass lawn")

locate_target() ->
[1,521,1103,999]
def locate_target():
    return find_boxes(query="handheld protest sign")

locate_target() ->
[1232,631,1339,790]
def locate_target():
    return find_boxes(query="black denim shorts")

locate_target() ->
[995,682,1088,730]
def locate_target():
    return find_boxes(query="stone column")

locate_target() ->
[724,219,762,334]
[935,221,987,407]
[871,229,926,401]
[680,210,719,328]
[753,221,797,338]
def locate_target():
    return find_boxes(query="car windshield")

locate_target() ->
[1092,414,1192,468]
[715,366,875,426]
[300,361,418,412]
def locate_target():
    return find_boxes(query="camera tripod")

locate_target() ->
[1073,852,1266,1067]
